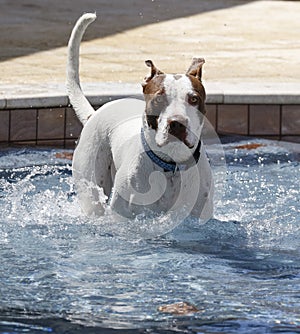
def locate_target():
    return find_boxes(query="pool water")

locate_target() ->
[0,138,299,334]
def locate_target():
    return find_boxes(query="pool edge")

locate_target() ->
[0,82,300,147]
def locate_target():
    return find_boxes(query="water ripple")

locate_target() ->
[0,141,299,333]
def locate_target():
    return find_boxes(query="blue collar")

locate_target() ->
[141,128,201,173]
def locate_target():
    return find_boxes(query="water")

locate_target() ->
[0,138,299,334]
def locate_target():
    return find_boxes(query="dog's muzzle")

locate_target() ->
[168,118,193,148]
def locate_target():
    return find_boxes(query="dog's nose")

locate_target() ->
[168,118,188,139]
[169,120,185,132]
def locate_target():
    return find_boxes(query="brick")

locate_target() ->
[205,104,217,129]
[282,105,300,135]
[249,105,280,135]
[38,108,65,140]
[0,110,9,142]
[217,104,248,135]
[10,109,37,141]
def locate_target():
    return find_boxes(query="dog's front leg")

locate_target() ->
[109,172,135,218]
[190,152,214,220]
[73,176,106,216]
[73,152,110,217]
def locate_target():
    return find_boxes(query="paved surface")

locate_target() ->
[0,0,300,89]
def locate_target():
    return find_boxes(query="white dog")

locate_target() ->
[67,13,213,220]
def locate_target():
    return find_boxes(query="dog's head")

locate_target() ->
[142,58,206,157]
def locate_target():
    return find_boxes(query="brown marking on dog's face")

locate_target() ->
[144,78,168,130]
[174,74,182,80]
[185,57,206,115]
[143,68,168,130]
[186,74,207,115]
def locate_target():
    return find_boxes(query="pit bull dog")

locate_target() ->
[67,13,213,220]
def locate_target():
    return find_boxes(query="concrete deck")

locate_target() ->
[0,0,299,145]
[0,0,300,88]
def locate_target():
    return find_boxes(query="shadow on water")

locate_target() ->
[1,315,298,334]
[0,0,252,61]
[0,311,171,334]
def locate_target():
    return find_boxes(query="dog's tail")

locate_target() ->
[67,13,96,125]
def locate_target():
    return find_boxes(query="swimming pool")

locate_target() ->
[0,137,299,333]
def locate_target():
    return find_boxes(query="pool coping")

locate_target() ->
[0,82,299,147]
[0,82,300,109]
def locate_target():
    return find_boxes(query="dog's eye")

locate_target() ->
[188,94,199,105]
[154,95,164,105]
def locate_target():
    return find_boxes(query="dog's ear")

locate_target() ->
[186,57,205,81]
[143,60,164,84]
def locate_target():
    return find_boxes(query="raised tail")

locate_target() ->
[67,13,96,125]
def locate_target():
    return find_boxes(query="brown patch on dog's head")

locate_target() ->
[186,75,206,115]
[186,57,206,115]
[142,60,168,129]
[143,85,168,130]
[142,60,166,102]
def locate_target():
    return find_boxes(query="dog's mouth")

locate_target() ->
[156,126,195,149]
[168,133,194,148]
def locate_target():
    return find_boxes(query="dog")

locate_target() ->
[67,13,213,220]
